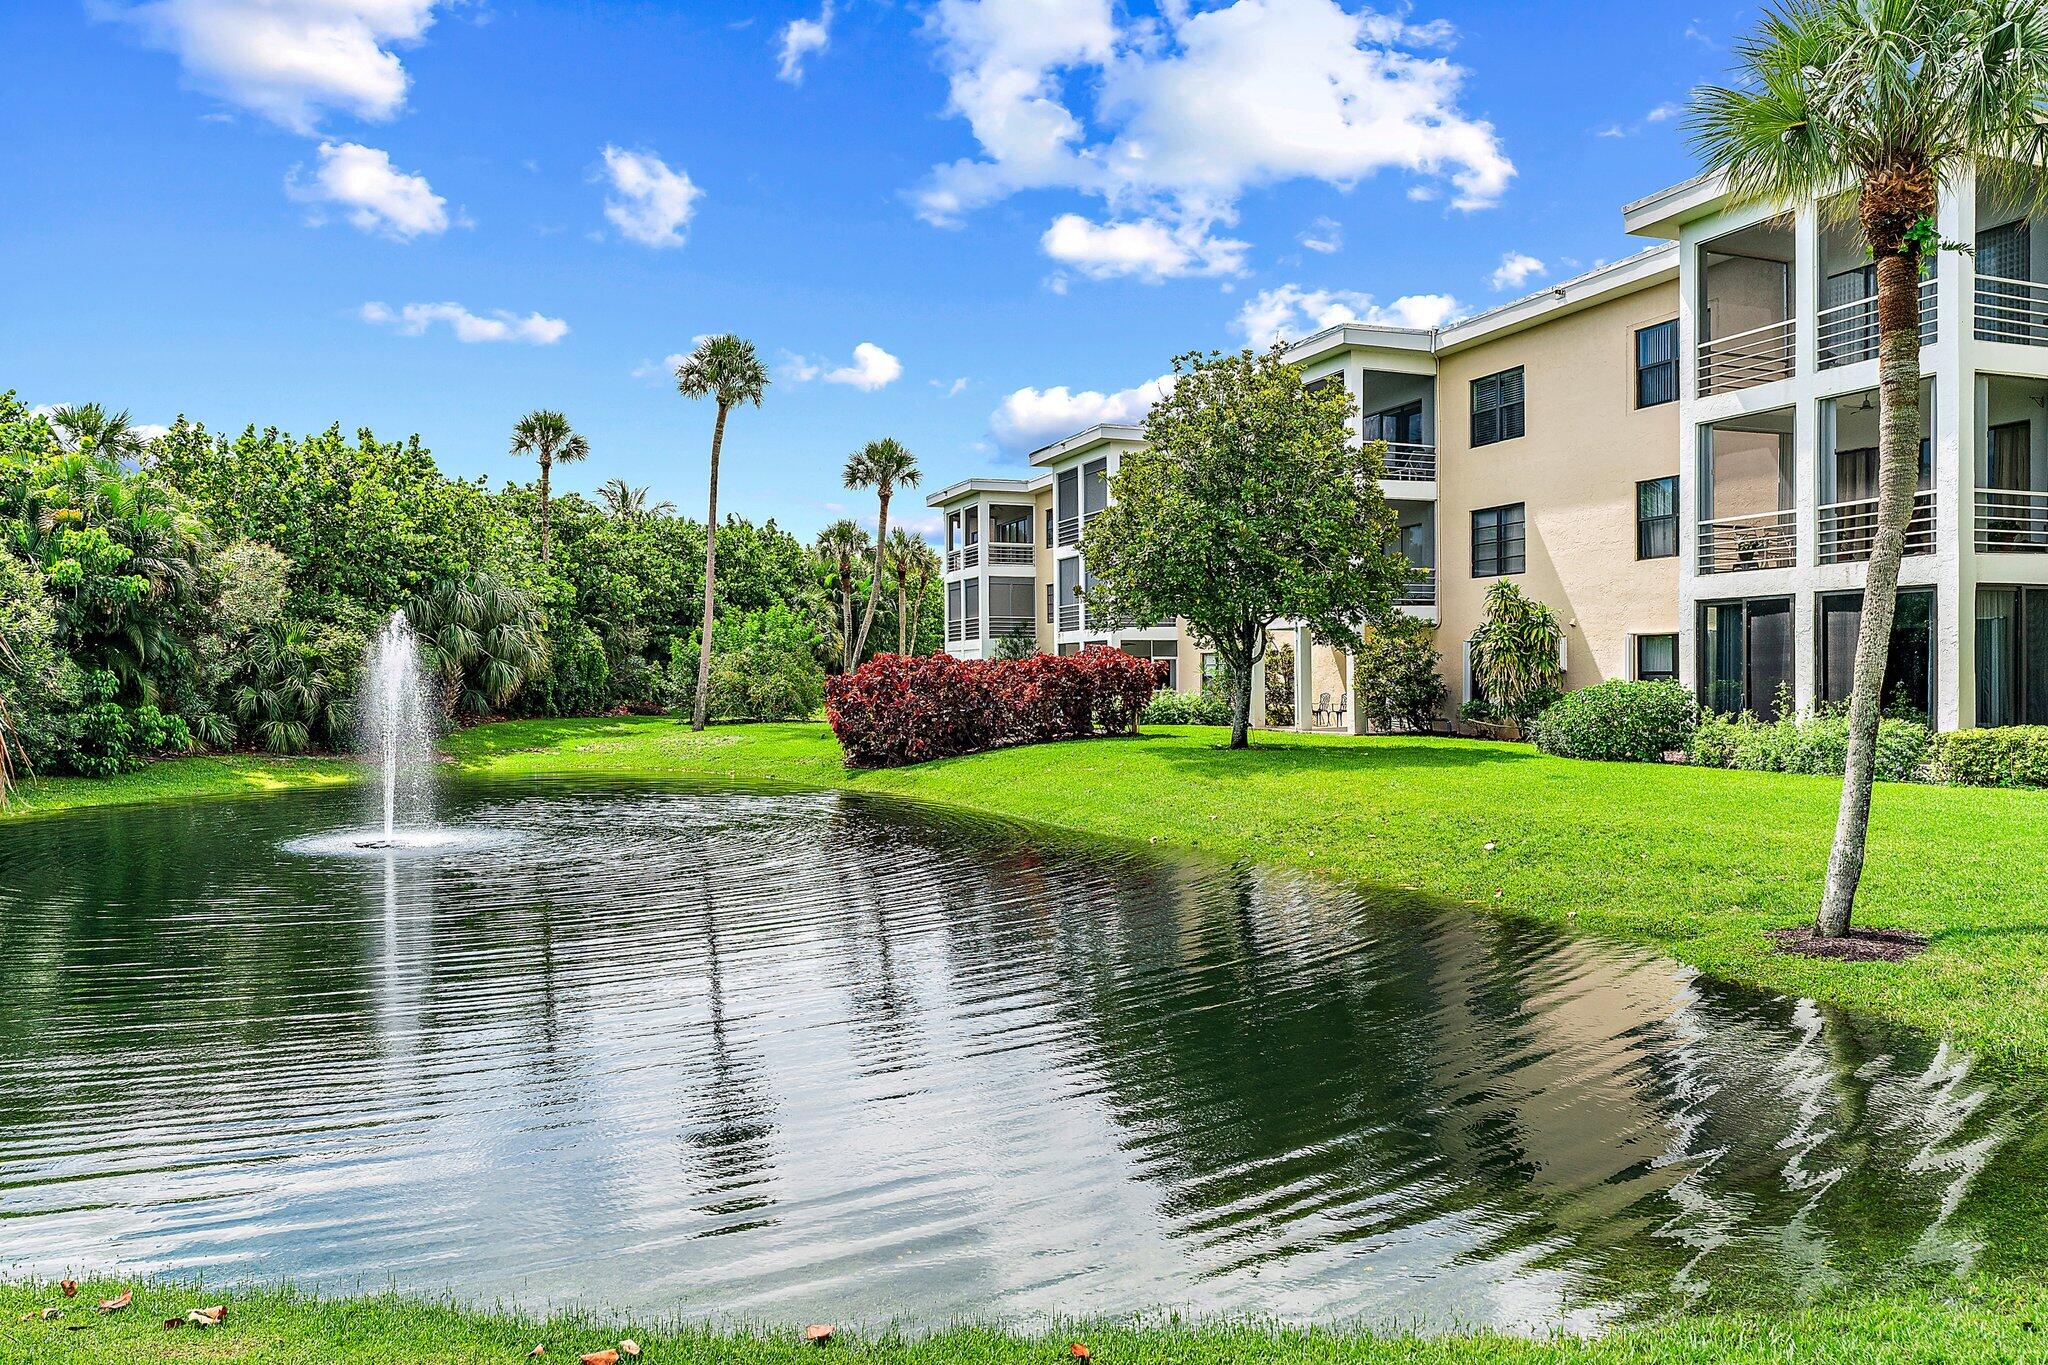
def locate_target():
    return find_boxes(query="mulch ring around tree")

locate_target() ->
[1769,925,1929,963]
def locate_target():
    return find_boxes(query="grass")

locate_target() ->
[1,752,355,820]
[5,1279,2048,1364]
[13,717,2048,1067]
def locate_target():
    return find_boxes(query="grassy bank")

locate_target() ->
[4,1279,2047,1364]
[13,717,2048,1066]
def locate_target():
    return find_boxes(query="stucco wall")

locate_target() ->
[1434,280,1683,701]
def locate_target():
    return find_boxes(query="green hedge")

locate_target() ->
[1529,680,1695,762]
[1926,726,2048,788]
[1142,689,1232,726]
[1689,710,1931,783]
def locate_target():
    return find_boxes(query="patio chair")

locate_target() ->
[1332,691,1349,730]
[1313,691,1332,727]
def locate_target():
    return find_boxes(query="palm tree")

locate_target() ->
[508,411,589,567]
[408,571,546,718]
[841,438,920,664]
[1692,0,2048,938]
[904,537,940,654]
[49,403,150,464]
[815,519,871,672]
[676,335,770,731]
[596,478,674,520]
[883,528,922,655]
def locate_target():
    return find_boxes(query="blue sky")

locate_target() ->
[1,1,1755,540]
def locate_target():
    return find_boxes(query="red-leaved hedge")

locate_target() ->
[826,646,1166,768]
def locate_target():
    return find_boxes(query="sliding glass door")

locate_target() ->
[1976,586,2048,725]
[1699,597,1792,719]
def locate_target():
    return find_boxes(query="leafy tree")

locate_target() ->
[1081,346,1409,748]
[508,410,589,565]
[1693,0,2048,936]
[902,536,941,656]
[841,437,919,661]
[1353,616,1447,733]
[674,603,827,722]
[1467,580,1562,729]
[991,630,1036,661]
[229,620,352,754]
[676,334,770,733]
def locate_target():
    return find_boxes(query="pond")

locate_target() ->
[2,777,2044,1331]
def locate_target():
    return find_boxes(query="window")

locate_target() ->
[1055,469,1080,545]
[1044,508,1054,548]
[1470,503,1526,577]
[1082,458,1109,519]
[1699,598,1792,720]
[1820,590,1933,720]
[1200,652,1222,687]
[1635,320,1678,407]
[1976,586,2048,726]
[1636,476,1678,559]
[962,578,980,639]
[1122,639,1178,691]
[1045,582,1055,624]
[1634,634,1678,683]
[1364,400,1425,446]
[1471,366,1525,447]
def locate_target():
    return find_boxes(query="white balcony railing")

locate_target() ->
[987,614,1034,639]
[1976,274,2048,346]
[1816,279,1938,369]
[987,542,1034,566]
[1382,443,1436,482]
[1057,603,1081,632]
[1697,508,1796,574]
[1056,515,1081,547]
[1699,316,1795,396]
[1817,489,1936,564]
[1396,573,1436,608]
[1977,488,2048,551]
[946,616,965,642]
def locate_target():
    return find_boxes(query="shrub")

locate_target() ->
[1688,709,1931,782]
[1926,726,2048,787]
[1143,688,1232,726]
[1531,680,1695,763]
[1467,581,1563,726]
[669,604,828,722]
[827,646,1165,768]
[1353,617,1446,732]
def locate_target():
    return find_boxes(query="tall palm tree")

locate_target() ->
[596,477,674,520]
[1692,0,2048,938]
[841,438,920,664]
[49,403,150,464]
[676,335,770,731]
[509,410,589,567]
[815,519,871,672]
[883,527,922,655]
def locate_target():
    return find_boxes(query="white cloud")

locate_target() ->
[632,352,690,382]
[916,0,1513,279]
[599,145,702,248]
[1234,284,1461,347]
[97,0,443,133]
[1041,212,1246,281]
[782,342,903,391]
[777,1,833,83]
[1646,102,1681,122]
[932,376,970,397]
[1299,216,1342,253]
[360,301,568,345]
[285,140,449,239]
[1489,251,1545,291]
[989,373,1174,454]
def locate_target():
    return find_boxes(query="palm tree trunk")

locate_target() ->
[839,572,856,672]
[691,404,729,732]
[539,455,552,566]
[896,578,908,655]
[853,491,890,663]
[1817,248,1923,937]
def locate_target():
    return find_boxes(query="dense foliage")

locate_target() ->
[1531,680,1696,763]
[827,647,1163,768]
[1925,726,2048,788]
[1080,346,1409,748]
[1466,580,1563,728]
[1689,709,1932,783]
[0,389,937,785]
[1351,617,1446,733]
[1142,688,1232,726]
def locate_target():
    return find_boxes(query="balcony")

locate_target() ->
[987,613,1034,639]
[1975,274,2048,346]
[946,544,980,572]
[1382,443,1436,482]
[946,615,972,643]
[1697,509,1796,574]
[1057,603,1080,632]
[1396,573,1436,608]
[1978,488,2048,551]
[987,542,1034,567]
[1056,515,1081,548]
[1818,490,1936,564]
[1817,278,1938,369]
[1699,318,1795,395]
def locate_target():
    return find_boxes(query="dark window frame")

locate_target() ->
[1635,319,1679,408]
[1697,596,1794,720]
[1470,502,1527,577]
[1636,476,1679,560]
[1634,633,1678,683]
[1470,366,1526,447]
[1818,588,1935,721]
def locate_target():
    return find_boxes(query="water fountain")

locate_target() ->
[359,610,435,847]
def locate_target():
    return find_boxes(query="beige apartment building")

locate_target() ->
[934,163,2048,733]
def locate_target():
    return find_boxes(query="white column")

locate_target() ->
[1790,204,1822,716]
[1294,624,1314,732]
[1248,633,1267,726]
[1937,173,1978,731]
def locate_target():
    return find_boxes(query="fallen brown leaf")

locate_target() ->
[804,1324,835,1345]
[527,1347,546,1359]
[164,1319,185,1331]
[186,1308,224,1327]
[97,1290,132,1313]
[619,1341,641,1358]
[59,1280,79,1298]
[1069,1344,1092,1361]
[579,1351,619,1365]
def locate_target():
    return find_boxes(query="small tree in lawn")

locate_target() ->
[1467,580,1563,732]
[1081,346,1409,750]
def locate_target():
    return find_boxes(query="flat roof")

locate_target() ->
[1435,243,1678,353]
[1621,168,1732,239]
[924,475,1040,509]
[1026,422,1145,467]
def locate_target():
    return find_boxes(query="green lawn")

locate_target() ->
[4,1278,2047,1365]
[12,718,2048,1067]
